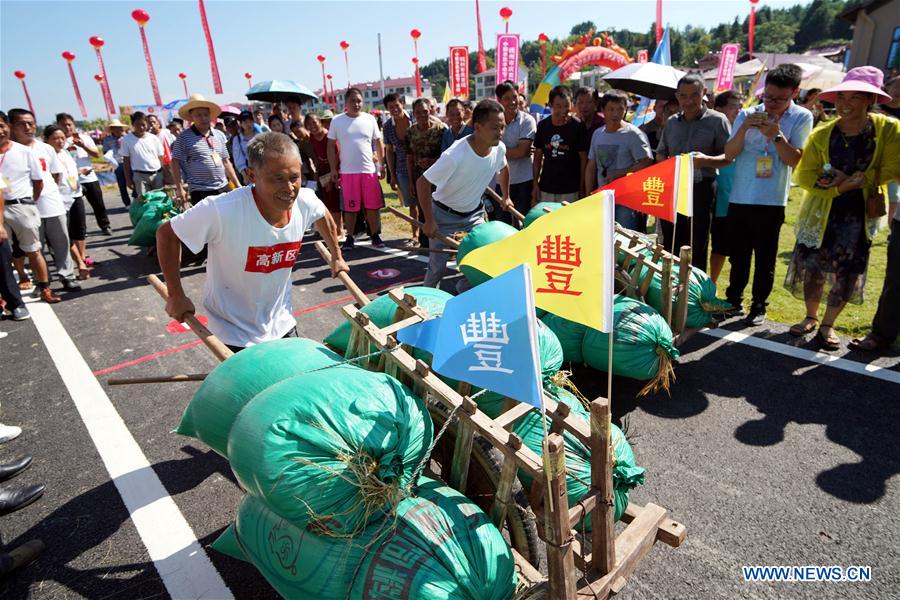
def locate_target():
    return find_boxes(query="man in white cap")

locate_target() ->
[156,132,348,352]
[171,94,241,206]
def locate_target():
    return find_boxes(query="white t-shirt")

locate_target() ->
[30,141,67,218]
[66,133,99,184]
[169,186,327,347]
[424,137,507,213]
[160,129,176,147]
[327,112,382,174]
[0,141,42,200]
[121,132,164,172]
[56,149,83,209]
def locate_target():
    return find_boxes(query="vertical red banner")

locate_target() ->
[94,48,116,115]
[449,46,470,98]
[475,0,487,73]
[198,0,223,94]
[138,28,162,105]
[656,0,663,44]
[714,43,741,93]
[495,34,520,87]
[637,49,649,63]
[62,53,88,118]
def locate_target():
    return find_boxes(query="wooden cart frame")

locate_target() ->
[340,288,686,599]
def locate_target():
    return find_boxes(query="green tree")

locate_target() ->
[570,21,596,37]
[755,21,800,53]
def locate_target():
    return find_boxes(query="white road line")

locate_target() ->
[27,301,233,600]
[700,327,900,385]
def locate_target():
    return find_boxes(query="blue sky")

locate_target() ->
[1,0,812,121]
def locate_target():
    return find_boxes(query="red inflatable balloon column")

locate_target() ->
[538,33,550,79]
[93,74,111,120]
[244,72,252,88]
[499,6,513,34]
[317,55,330,107]
[131,8,162,105]
[198,0,223,94]
[89,36,116,115]
[326,73,336,110]
[410,29,422,97]
[61,51,88,118]
[13,71,35,117]
[339,41,351,88]
[748,0,760,57]
[178,72,189,98]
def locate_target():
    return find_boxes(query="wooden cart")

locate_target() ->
[340,288,686,599]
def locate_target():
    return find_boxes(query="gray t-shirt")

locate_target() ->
[588,122,652,188]
[502,110,537,185]
[656,107,731,180]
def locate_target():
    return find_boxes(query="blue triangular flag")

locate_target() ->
[398,264,543,410]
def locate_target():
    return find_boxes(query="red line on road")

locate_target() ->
[93,341,204,376]
[92,275,423,376]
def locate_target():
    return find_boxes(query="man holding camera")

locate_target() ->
[723,64,813,326]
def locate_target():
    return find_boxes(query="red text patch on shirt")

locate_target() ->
[245,241,302,273]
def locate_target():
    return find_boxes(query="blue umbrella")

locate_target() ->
[245,80,317,103]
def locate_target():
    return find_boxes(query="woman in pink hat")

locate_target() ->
[785,66,900,350]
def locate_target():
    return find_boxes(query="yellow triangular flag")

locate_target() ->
[459,191,615,331]
[676,154,694,217]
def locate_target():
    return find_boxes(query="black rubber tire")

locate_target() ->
[426,404,543,566]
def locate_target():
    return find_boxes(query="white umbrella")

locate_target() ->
[602,63,688,100]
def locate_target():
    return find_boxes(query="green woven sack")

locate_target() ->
[512,385,643,525]
[523,201,562,228]
[455,221,519,287]
[540,313,588,364]
[581,296,679,395]
[621,240,731,329]
[128,190,169,226]
[226,367,433,536]
[323,286,453,354]
[127,199,179,246]
[211,477,516,600]
[176,338,343,457]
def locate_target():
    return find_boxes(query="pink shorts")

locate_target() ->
[340,172,384,212]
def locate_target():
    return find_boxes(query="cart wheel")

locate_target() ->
[427,405,543,566]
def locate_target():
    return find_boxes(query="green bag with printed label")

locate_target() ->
[455,221,519,287]
[211,477,516,600]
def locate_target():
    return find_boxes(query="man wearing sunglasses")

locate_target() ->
[723,63,813,326]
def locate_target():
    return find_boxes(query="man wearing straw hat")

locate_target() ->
[156,132,348,352]
[171,94,241,206]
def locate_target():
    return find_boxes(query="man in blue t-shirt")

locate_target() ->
[723,64,813,326]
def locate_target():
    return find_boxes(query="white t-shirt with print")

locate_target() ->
[66,133,100,184]
[0,141,42,200]
[424,137,507,213]
[30,141,66,218]
[56,149,83,210]
[327,112,382,174]
[169,186,327,347]
[121,132,164,172]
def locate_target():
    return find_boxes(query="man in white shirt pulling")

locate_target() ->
[156,132,348,352]
[417,99,511,288]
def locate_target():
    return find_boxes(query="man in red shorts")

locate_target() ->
[327,87,386,250]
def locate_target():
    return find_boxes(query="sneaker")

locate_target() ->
[61,279,82,292]
[744,305,766,326]
[722,301,745,318]
[101,227,113,236]
[342,236,355,251]
[371,234,385,249]
[0,424,22,444]
[39,288,61,304]
[11,307,30,321]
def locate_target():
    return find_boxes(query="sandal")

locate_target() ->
[789,316,818,336]
[18,279,33,291]
[848,334,887,352]
[817,324,841,351]
[77,267,91,280]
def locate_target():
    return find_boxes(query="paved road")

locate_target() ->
[1,196,897,599]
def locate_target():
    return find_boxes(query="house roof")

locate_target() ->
[838,0,895,22]
[314,75,429,97]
